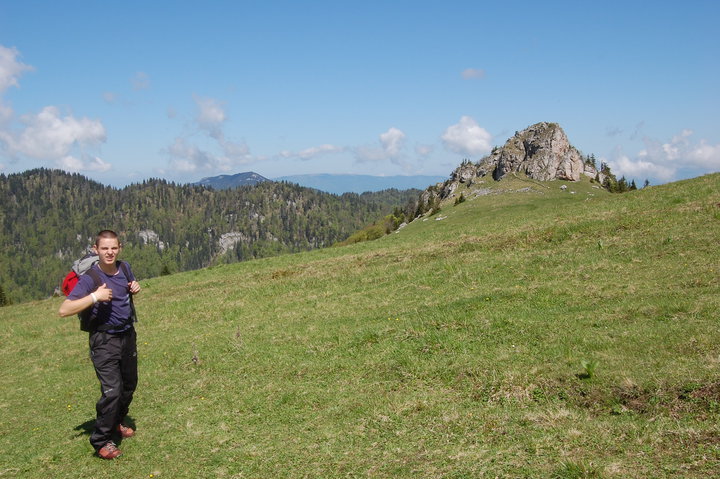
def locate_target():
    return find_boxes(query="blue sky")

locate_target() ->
[0,1,718,187]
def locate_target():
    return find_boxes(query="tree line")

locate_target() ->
[0,169,419,303]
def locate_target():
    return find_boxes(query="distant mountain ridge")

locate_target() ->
[193,171,270,189]
[274,174,447,195]
[193,172,446,194]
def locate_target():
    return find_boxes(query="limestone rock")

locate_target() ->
[434,122,604,200]
[481,122,590,182]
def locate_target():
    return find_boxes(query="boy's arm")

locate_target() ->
[58,283,112,317]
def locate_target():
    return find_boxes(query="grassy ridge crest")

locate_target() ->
[1,173,718,478]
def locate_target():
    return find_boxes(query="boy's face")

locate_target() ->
[94,237,121,267]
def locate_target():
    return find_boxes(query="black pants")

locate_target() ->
[88,328,138,450]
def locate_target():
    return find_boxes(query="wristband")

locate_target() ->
[90,293,98,303]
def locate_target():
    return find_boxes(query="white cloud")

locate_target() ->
[608,129,720,182]
[415,144,434,156]
[165,95,265,175]
[0,45,33,94]
[441,116,492,157]
[194,96,226,138]
[166,137,215,172]
[461,68,485,80]
[280,144,344,160]
[0,105,106,159]
[220,137,251,161]
[0,102,12,124]
[689,140,720,168]
[640,129,720,171]
[607,153,675,182]
[132,71,150,90]
[355,127,407,165]
[380,127,406,156]
[0,45,109,174]
[165,135,257,174]
[0,45,33,128]
[57,155,111,173]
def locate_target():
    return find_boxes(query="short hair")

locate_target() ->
[95,229,119,246]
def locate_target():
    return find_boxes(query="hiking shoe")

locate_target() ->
[117,424,135,438]
[98,441,122,459]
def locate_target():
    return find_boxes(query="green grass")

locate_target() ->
[1,174,719,478]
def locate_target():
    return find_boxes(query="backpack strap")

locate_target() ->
[117,261,138,324]
[85,267,103,289]
[79,266,111,332]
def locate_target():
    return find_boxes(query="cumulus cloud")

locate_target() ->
[0,45,33,94]
[57,155,112,173]
[441,116,492,157]
[194,95,226,138]
[608,129,720,182]
[0,45,110,173]
[279,144,344,161]
[355,127,408,167]
[165,131,254,174]
[380,127,406,156]
[132,71,150,90]
[165,95,264,175]
[0,102,12,124]
[0,45,33,127]
[461,68,485,80]
[689,140,720,168]
[607,153,675,182]
[166,137,216,172]
[415,144,434,156]
[0,106,106,159]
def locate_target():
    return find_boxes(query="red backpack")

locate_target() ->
[61,253,100,296]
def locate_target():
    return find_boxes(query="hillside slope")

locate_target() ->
[0,168,418,302]
[1,173,718,478]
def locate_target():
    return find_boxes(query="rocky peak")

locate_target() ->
[483,122,592,182]
[413,122,604,214]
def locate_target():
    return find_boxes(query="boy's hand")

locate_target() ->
[95,283,112,302]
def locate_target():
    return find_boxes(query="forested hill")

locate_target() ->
[0,168,419,303]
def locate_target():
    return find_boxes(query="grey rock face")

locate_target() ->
[432,122,603,201]
[481,122,590,182]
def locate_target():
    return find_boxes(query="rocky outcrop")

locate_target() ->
[482,122,594,182]
[431,122,604,201]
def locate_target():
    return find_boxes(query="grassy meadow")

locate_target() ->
[1,173,718,478]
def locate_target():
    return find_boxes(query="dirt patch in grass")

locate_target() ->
[568,380,720,418]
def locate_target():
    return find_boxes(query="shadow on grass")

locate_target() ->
[73,415,136,440]
[74,419,95,437]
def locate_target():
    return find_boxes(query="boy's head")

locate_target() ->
[95,230,120,247]
[93,230,122,267]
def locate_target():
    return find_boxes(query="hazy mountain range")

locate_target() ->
[194,172,446,194]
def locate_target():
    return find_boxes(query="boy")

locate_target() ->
[59,230,141,459]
